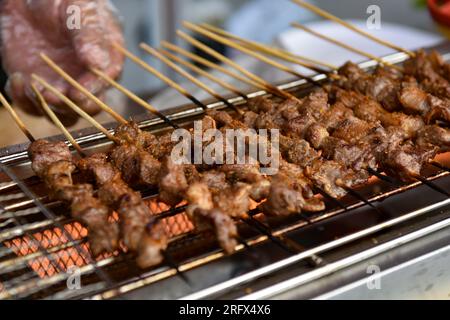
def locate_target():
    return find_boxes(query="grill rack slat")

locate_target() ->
[1,47,450,300]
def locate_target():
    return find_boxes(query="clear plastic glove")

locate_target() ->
[0,0,125,122]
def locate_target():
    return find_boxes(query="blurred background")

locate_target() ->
[0,0,446,146]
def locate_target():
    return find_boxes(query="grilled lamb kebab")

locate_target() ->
[28,140,119,256]
[77,152,168,269]
[106,119,245,254]
[403,49,450,101]
[209,107,364,202]
[243,90,437,183]
[336,58,450,125]
[240,93,376,191]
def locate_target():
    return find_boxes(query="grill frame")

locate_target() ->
[1,43,450,300]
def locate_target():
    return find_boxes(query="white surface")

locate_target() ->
[277,20,444,73]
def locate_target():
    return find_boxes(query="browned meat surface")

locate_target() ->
[305,159,369,199]
[61,184,119,256]
[321,102,354,130]
[158,156,188,207]
[298,89,329,120]
[425,95,450,124]
[427,50,450,81]
[186,182,238,253]
[337,62,400,111]
[28,140,73,179]
[399,85,430,115]
[29,140,118,256]
[374,65,403,81]
[213,183,252,218]
[118,192,153,251]
[417,125,450,152]
[279,135,321,167]
[320,137,377,171]
[78,152,167,265]
[78,153,116,185]
[115,122,157,149]
[241,110,259,128]
[331,115,377,145]
[304,123,329,149]
[137,220,169,268]
[110,143,161,187]
[262,166,324,216]
[381,141,438,181]
[247,96,275,114]
[404,50,450,100]
[200,170,227,192]
[147,132,176,161]
[334,88,425,139]
[219,162,271,202]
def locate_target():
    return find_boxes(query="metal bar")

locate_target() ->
[181,197,450,300]
[240,216,450,300]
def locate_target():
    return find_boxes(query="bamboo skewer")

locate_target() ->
[32,74,118,143]
[291,22,403,72]
[177,30,296,100]
[158,48,248,100]
[113,43,207,110]
[0,93,35,142]
[140,43,242,112]
[90,68,180,129]
[32,87,85,157]
[31,84,85,156]
[200,23,336,72]
[39,53,127,124]
[183,22,317,86]
[292,0,416,57]
[161,41,267,90]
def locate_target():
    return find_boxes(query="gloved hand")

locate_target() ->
[0,0,125,122]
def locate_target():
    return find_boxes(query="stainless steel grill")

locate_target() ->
[1,43,450,300]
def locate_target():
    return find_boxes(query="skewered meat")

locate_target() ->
[262,160,325,216]
[185,182,238,253]
[417,125,450,151]
[25,46,450,272]
[306,159,368,198]
[110,143,161,187]
[60,184,119,255]
[115,121,157,149]
[336,59,450,125]
[29,140,119,256]
[381,141,438,181]
[398,84,430,115]
[279,135,321,167]
[28,140,74,182]
[78,152,168,268]
[158,156,189,207]
[332,87,425,139]
[404,50,450,100]
[337,61,401,111]
[219,162,271,202]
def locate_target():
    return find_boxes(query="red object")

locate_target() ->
[428,0,450,27]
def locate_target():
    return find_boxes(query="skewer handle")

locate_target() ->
[0,93,35,142]
[32,74,118,143]
[40,53,127,124]
[31,84,85,156]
